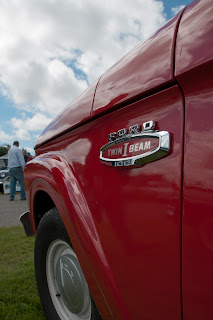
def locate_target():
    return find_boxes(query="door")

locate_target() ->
[175,0,213,318]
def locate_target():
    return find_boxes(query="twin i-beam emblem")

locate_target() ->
[99,121,171,168]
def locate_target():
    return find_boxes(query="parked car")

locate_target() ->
[20,0,213,319]
[0,155,9,190]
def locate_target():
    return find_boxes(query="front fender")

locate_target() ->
[24,152,112,319]
[25,153,106,260]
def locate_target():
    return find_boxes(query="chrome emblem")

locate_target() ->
[99,121,170,168]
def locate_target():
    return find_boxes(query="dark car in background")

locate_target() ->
[0,155,9,190]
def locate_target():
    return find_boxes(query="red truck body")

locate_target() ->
[21,0,213,319]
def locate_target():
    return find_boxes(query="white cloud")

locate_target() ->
[171,5,185,16]
[75,0,166,83]
[10,113,53,141]
[25,113,53,131]
[0,128,13,143]
[0,0,166,114]
[15,128,31,141]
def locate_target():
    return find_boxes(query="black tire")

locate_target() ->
[35,207,102,320]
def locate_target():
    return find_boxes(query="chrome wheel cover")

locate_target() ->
[46,240,91,320]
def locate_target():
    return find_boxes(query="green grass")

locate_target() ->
[0,226,45,320]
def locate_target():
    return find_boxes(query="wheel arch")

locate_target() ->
[34,190,55,228]
[24,154,113,319]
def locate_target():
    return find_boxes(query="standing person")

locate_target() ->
[26,152,33,162]
[22,149,28,163]
[8,141,26,201]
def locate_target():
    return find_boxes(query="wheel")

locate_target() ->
[34,207,102,320]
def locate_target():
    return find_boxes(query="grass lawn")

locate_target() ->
[0,226,45,320]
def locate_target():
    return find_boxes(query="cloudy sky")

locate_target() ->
[0,0,192,154]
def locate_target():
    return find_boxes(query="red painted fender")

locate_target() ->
[24,153,128,319]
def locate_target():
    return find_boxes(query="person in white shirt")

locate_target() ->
[8,141,26,201]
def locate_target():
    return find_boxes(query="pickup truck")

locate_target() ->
[20,0,213,319]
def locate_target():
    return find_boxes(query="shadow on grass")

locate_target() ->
[0,226,45,320]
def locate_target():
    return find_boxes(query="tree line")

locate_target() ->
[0,144,11,156]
